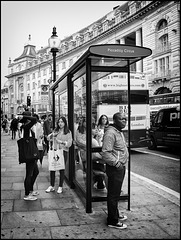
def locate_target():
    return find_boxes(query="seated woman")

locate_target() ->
[75,118,107,190]
[96,114,109,146]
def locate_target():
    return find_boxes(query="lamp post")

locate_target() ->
[48,27,61,129]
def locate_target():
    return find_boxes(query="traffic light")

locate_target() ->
[27,96,31,106]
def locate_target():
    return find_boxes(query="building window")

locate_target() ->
[44,79,46,84]
[33,82,36,89]
[38,71,41,77]
[103,22,108,31]
[130,63,136,72]
[157,19,167,31]
[32,73,35,79]
[62,62,66,70]
[69,59,73,67]
[154,56,170,76]
[94,29,98,37]
[155,60,158,74]
[43,69,46,76]
[159,58,165,74]
[27,83,30,90]
[11,68,13,74]
[18,64,21,71]
[166,56,169,70]
[159,34,168,49]
[38,80,40,87]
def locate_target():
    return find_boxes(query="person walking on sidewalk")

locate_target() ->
[102,112,129,229]
[10,115,19,139]
[43,113,53,153]
[46,116,72,194]
[2,116,8,133]
[18,111,39,201]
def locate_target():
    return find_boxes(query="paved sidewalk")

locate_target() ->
[1,132,180,239]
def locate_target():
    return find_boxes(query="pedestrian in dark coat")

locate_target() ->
[10,116,19,139]
[43,113,53,153]
[19,111,39,201]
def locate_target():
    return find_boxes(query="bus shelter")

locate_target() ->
[50,44,152,213]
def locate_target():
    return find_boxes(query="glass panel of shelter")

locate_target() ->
[72,69,129,199]
[57,88,69,180]
[74,74,87,193]
[91,71,128,198]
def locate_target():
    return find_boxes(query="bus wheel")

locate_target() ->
[148,137,157,150]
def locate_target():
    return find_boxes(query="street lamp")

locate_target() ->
[48,26,61,129]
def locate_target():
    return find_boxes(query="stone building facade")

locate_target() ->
[5,1,180,118]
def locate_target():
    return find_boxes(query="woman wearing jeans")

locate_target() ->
[18,111,39,201]
[45,116,72,194]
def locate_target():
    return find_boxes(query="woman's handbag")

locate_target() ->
[17,128,40,164]
[48,138,65,171]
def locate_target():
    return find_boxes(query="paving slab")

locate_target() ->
[1,227,52,239]
[1,210,61,229]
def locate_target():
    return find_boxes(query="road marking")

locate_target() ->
[133,148,179,161]
[131,171,180,199]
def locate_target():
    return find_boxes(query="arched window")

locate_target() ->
[157,19,167,31]
[154,87,171,95]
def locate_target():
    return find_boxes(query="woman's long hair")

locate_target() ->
[77,117,86,134]
[54,116,70,134]
[97,114,109,127]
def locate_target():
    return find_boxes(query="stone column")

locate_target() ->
[120,37,125,44]
[136,29,142,72]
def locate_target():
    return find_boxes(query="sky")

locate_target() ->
[1,1,126,87]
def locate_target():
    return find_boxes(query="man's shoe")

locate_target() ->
[119,215,127,221]
[24,195,37,201]
[45,186,55,193]
[30,191,39,196]
[108,222,127,229]
[57,187,63,194]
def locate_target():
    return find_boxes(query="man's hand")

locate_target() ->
[18,115,23,120]
[115,161,123,169]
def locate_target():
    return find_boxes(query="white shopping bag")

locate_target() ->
[48,148,65,171]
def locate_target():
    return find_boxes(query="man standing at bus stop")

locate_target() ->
[102,112,129,229]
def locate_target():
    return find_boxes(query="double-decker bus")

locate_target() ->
[93,72,150,148]
[149,92,180,119]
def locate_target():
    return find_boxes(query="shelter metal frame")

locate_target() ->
[50,44,152,213]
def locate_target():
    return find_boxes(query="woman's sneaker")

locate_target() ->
[108,222,127,229]
[45,186,55,193]
[119,215,127,221]
[57,187,63,194]
[24,195,37,201]
[30,191,39,196]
